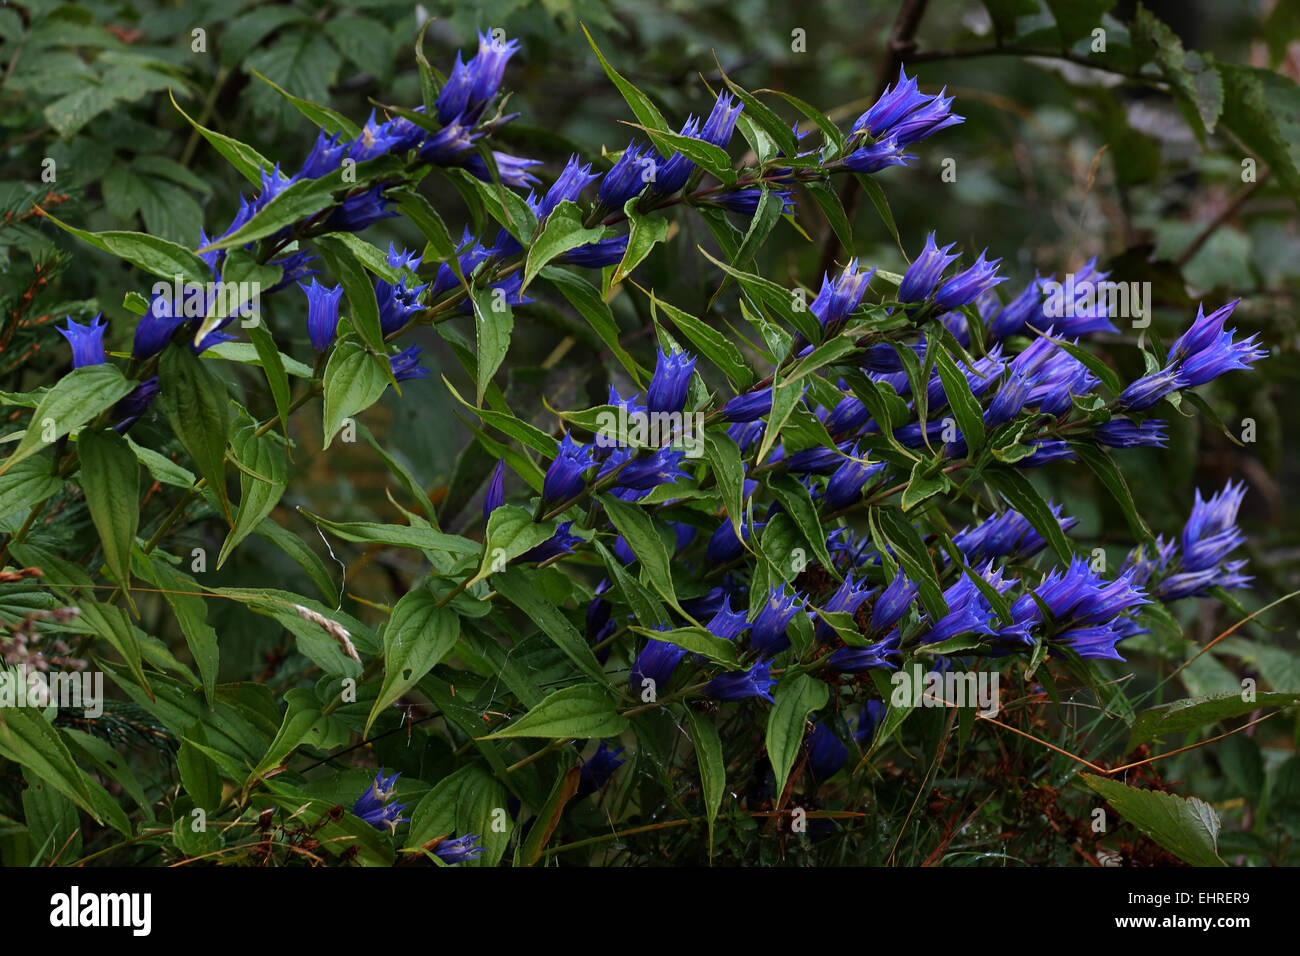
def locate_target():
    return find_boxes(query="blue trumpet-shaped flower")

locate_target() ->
[749,587,806,657]
[577,741,626,798]
[897,232,960,303]
[434,833,485,863]
[704,659,776,703]
[57,314,107,368]
[542,433,596,508]
[299,279,343,352]
[646,348,697,414]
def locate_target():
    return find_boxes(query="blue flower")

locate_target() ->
[519,521,581,564]
[1095,417,1168,448]
[699,92,743,148]
[322,185,397,232]
[112,377,159,433]
[852,68,963,146]
[932,251,1004,310]
[1154,481,1252,600]
[630,631,687,693]
[576,741,626,798]
[842,136,913,174]
[57,314,107,368]
[376,275,429,336]
[483,458,505,523]
[536,154,601,222]
[299,279,343,352]
[705,597,749,641]
[749,587,805,658]
[646,348,697,414]
[815,574,872,641]
[353,770,409,833]
[822,446,884,510]
[704,659,776,703]
[461,150,542,188]
[987,278,1046,340]
[560,235,629,268]
[722,388,774,423]
[542,432,596,508]
[436,30,520,125]
[871,573,918,630]
[707,514,759,563]
[952,505,1076,563]
[599,141,653,209]
[434,833,485,864]
[388,345,430,383]
[712,188,795,215]
[810,258,875,329]
[133,294,186,359]
[897,232,960,303]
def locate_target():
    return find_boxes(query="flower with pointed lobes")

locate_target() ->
[871,573,919,631]
[561,235,628,268]
[376,274,429,336]
[705,659,776,703]
[897,232,960,303]
[807,702,886,780]
[535,155,601,223]
[353,770,409,833]
[434,833,485,863]
[711,188,796,215]
[542,432,596,509]
[460,150,543,188]
[435,30,521,125]
[749,587,806,658]
[952,504,1076,564]
[599,141,653,210]
[705,597,749,642]
[932,251,1004,310]
[842,136,914,174]
[814,573,873,642]
[646,347,697,414]
[822,446,884,510]
[852,67,964,147]
[322,185,398,233]
[58,314,107,368]
[722,387,774,423]
[299,279,343,352]
[1095,417,1168,448]
[810,258,875,329]
[388,346,430,383]
[707,514,761,564]
[987,278,1046,340]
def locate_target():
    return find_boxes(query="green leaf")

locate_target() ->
[901,458,950,512]
[523,201,607,290]
[0,459,62,522]
[143,556,219,706]
[158,347,232,522]
[0,364,134,476]
[650,290,753,388]
[543,266,645,383]
[802,180,852,255]
[614,201,670,284]
[519,764,583,865]
[983,468,1074,563]
[1043,0,1114,49]
[298,509,477,557]
[494,567,608,683]
[249,67,360,138]
[1219,64,1300,202]
[169,89,273,186]
[1127,691,1300,751]
[177,740,223,811]
[599,493,680,612]
[473,504,557,585]
[481,684,629,740]
[766,673,829,799]
[76,429,140,606]
[1081,774,1225,867]
[684,707,726,861]
[932,346,987,453]
[874,506,948,619]
[581,24,670,140]
[321,340,390,447]
[218,421,287,567]
[366,590,460,734]
[1070,442,1155,544]
[247,322,292,436]
[472,286,514,406]
[311,234,388,355]
[630,625,738,666]
[41,212,209,286]
[767,473,836,573]
[0,708,126,832]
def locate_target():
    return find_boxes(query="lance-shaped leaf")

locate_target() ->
[366,590,460,734]
[522,201,606,291]
[481,684,629,739]
[766,673,829,799]
[158,346,233,522]
[76,428,140,610]
[0,365,134,477]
